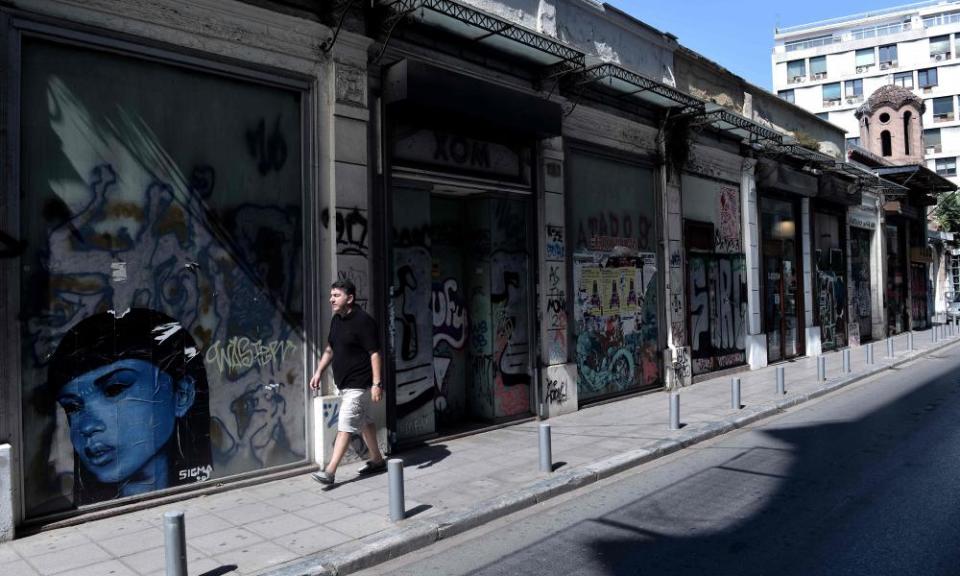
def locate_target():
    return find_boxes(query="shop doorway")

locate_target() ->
[761,197,803,363]
[390,183,533,443]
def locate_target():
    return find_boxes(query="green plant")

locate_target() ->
[935,192,960,233]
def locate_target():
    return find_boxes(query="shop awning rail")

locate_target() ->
[570,62,704,111]
[699,104,783,146]
[377,0,585,71]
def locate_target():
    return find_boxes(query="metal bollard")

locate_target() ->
[776,365,786,395]
[843,348,851,374]
[163,511,187,576]
[886,337,894,358]
[866,342,874,365]
[539,423,552,473]
[669,392,680,430]
[817,356,826,382]
[731,377,741,410]
[388,459,405,522]
[908,332,914,351]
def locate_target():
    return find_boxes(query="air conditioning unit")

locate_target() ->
[934,53,945,61]
[811,72,826,80]
[856,65,867,73]
[790,75,805,83]
[880,60,897,70]
[927,145,943,153]
[824,100,837,108]
[924,86,934,93]
[846,97,863,104]
[934,113,953,121]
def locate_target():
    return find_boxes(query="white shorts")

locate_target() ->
[338,388,373,433]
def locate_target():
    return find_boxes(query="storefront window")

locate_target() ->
[568,152,659,400]
[20,38,305,515]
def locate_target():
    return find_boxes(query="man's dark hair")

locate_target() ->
[331,278,356,298]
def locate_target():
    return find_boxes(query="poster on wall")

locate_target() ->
[573,253,659,399]
[19,39,307,515]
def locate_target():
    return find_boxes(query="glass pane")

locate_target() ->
[879,44,898,62]
[934,96,953,115]
[823,83,841,100]
[894,72,913,88]
[855,49,875,66]
[931,35,950,53]
[787,59,806,77]
[20,39,305,515]
[810,56,827,74]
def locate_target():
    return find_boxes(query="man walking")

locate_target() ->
[309,279,386,485]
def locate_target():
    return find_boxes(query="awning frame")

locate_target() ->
[376,0,585,73]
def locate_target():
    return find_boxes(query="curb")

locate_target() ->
[261,336,960,576]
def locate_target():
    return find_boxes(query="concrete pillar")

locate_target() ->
[741,158,767,368]
[539,138,577,417]
[802,197,822,356]
[0,444,13,542]
[873,199,887,338]
[663,165,690,388]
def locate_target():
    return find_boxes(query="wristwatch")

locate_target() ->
[372,382,383,388]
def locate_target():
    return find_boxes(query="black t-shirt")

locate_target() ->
[328,307,380,390]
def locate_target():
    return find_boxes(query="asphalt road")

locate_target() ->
[355,346,960,576]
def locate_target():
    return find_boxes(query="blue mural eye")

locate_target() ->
[58,398,81,415]
[102,381,131,398]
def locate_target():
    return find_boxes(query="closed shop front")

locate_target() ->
[760,195,804,362]
[848,213,876,344]
[16,27,309,519]
[681,175,747,376]
[813,207,848,351]
[383,60,553,443]
[568,148,661,402]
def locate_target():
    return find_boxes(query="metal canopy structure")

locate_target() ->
[837,163,909,195]
[699,104,783,146]
[875,164,958,195]
[571,62,703,111]
[377,0,585,71]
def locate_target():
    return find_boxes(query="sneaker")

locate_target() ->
[312,470,335,485]
[357,459,387,476]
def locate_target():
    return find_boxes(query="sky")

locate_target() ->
[613,0,921,91]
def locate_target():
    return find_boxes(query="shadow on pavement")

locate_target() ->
[463,354,960,576]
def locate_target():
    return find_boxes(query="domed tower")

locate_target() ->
[854,85,925,164]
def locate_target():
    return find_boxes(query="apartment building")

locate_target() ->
[772,0,960,185]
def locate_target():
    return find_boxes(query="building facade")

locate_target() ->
[0,0,911,536]
[773,0,960,186]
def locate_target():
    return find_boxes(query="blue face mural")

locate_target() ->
[57,360,189,488]
[48,309,212,503]
[20,38,306,515]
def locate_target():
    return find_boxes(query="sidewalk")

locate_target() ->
[2,327,958,576]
